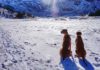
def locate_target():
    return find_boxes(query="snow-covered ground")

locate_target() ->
[0,17,100,70]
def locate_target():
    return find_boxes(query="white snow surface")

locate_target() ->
[0,17,100,70]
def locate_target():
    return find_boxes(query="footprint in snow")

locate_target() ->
[95,57,100,62]
[93,63,100,67]
[89,52,99,56]
[24,42,36,47]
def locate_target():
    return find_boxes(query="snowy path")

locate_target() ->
[0,18,100,70]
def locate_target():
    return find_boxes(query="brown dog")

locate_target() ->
[60,29,72,60]
[75,32,86,59]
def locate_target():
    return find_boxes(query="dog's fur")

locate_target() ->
[60,29,72,60]
[75,32,86,59]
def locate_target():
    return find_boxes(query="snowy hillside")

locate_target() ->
[0,17,100,70]
[0,0,100,17]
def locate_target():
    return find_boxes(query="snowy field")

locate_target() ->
[0,17,100,70]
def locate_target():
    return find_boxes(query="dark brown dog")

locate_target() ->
[60,29,72,60]
[75,32,86,59]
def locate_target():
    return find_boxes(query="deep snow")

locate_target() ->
[0,17,100,70]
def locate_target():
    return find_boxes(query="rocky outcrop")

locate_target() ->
[89,10,100,16]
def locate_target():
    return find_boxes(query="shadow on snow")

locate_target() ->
[60,58,95,70]
[60,57,78,70]
[79,59,94,70]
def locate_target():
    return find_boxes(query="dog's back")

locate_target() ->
[60,35,71,59]
[76,36,86,58]
[60,48,71,59]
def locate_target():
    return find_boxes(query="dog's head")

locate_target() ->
[61,29,68,34]
[76,31,82,36]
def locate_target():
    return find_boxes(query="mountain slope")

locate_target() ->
[0,0,100,17]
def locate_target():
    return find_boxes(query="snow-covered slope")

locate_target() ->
[0,0,100,17]
[0,17,100,70]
